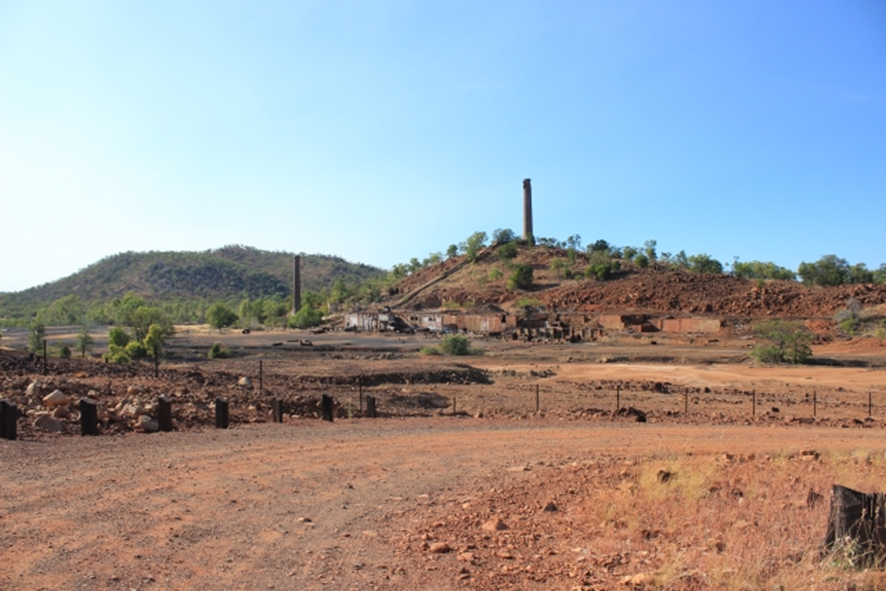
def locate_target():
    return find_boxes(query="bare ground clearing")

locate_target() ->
[3,420,886,591]
[3,331,886,589]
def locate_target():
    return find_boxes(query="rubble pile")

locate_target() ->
[542,269,886,317]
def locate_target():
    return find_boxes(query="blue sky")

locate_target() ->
[1,1,884,292]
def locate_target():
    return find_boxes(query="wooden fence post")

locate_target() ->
[321,395,334,422]
[616,385,621,411]
[1,400,17,441]
[536,384,540,413]
[359,376,363,412]
[259,360,263,392]
[272,398,283,423]
[684,392,689,415]
[869,392,873,418]
[366,396,377,418]
[158,395,173,432]
[43,340,47,375]
[752,389,756,417]
[814,390,817,418]
[215,398,229,429]
[80,397,98,436]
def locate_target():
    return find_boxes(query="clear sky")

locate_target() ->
[1,1,884,293]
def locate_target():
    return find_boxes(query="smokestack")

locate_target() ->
[292,255,301,314]
[523,178,533,243]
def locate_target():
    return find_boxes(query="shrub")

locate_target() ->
[104,344,131,363]
[208,343,232,359]
[498,241,518,261]
[440,335,472,356]
[125,340,148,361]
[488,268,503,281]
[633,253,649,269]
[507,264,534,291]
[108,327,130,348]
[515,297,544,308]
[59,345,72,359]
[585,252,621,280]
[751,320,813,364]
[462,231,488,263]
[418,346,441,356]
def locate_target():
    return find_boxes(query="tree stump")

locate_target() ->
[823,485,886,566]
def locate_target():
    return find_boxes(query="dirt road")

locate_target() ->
[3,418,885,591]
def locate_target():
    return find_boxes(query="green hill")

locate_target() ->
[0,246,385,322]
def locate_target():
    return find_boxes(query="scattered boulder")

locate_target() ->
[26,381,42,399]
[42,390,70,408]
[429,542,451,553]
[137,415,159,433]
[238,377,253,388]
[33,414,64,433]
[481,518,509,532]
[543,501,558,512]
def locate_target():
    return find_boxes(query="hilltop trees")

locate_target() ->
[798,255,874,286]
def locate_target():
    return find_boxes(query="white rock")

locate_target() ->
[137,415,159,433]
[26,382,42,398]
[121,403,146,417]
[127,385,143,395]
[238,376,253,388]
[43,390,70,408]
[34,414,64,433]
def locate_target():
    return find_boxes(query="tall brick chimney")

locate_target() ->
[523,178,533,243]
[292,255,301,314]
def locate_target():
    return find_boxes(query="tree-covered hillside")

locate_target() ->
[0,246,384,324]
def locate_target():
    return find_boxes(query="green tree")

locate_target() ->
[798,255,850,286]
[144,323,167,360]
[289,303,324,329]
[507,264,534,291]
[108,327,130,348]
[446,244,459,259]
[688,254,723,274]
[732,260,796,281]
[633,253,649,269]
[751,320,814,364]
[874,264,886,285]
[129,306,171,341]
[492,228,516,244]
[206,302,238,331]
[28,322,46,353]
[643,239,657,262]
[463,231,488,263]
[59,344,72,359]
[75,326,94,358]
